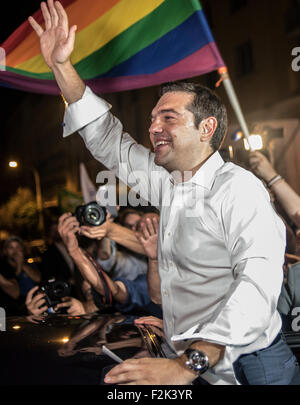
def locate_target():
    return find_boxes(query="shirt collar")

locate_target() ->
[169,151,225,190]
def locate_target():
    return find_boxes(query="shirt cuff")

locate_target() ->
[62,86,112,137]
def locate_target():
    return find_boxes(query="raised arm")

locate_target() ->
[57,213,130,305]
[80,220,146,255]
[135,216,161,305]
[249,151,300,228]
[0,273,19,300]
[28,0,85,103]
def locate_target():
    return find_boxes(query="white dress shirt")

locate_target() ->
[63,86,286,385]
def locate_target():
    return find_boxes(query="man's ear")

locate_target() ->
[199,117,218,142]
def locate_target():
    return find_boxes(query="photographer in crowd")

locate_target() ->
[24,208,159,317]
[25,232,101,317]
[25,284,92,316]
[57,210,162,318]
[39,222,80,293]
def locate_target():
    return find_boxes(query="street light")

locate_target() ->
[8,161,45,237]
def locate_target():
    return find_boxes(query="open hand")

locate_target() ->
[135,216,159,260]
[28,0,77,69]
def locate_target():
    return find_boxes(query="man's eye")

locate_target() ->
[164,116,175,121]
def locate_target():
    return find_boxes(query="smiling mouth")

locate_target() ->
[154,140,172,153]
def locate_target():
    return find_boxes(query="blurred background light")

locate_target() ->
[243,134,263,151]
[231,130,243,142]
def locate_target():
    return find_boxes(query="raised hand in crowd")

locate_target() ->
[57,212,80,255]
[29,0,76,69]
[249,151,277,182]
[136,214,161,305]
[136,215,159,260]
[29,0,85,104]
[249,151,300,228]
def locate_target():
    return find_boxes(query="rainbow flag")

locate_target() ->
[0,0,225,95]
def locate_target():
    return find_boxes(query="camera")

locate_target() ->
[37,278,71,313]
[74,201,107,227]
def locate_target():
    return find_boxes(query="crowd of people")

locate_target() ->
[1,152,299,328]
[1,0,300,385]
[0,207,162,319]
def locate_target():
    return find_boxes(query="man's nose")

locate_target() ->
[149,118,163,135]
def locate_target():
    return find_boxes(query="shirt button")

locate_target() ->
[163,289,168,296]
[168,232,171,237]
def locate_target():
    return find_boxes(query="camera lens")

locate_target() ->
[52,281,71,299]
[74,202,106,226]
[53,283,65,298]
[83,202,106,226]
[87,207,100,221]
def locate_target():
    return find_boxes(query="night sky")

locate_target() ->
[0,2,50,203]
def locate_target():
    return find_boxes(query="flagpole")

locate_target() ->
[217,67,254,152]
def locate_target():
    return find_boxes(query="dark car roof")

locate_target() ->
[0,312,170,385]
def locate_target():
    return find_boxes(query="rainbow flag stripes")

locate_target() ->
[0,0,225,94]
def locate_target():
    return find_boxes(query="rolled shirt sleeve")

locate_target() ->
[172,173,286,348]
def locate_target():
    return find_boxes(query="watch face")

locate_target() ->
[191,352,206,369]
[187,350,209,373]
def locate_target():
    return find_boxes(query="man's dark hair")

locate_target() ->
[160,81,228,151]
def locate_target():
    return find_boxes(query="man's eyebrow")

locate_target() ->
[150,109,180,119]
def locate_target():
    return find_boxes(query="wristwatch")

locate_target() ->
[184,348,210,375]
